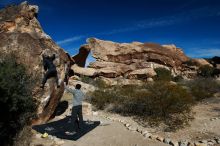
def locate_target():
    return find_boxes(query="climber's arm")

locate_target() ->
[42,55,47,71]
[51,54,56,61]
[64,83,76,93]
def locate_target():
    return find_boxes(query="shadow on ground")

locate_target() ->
[33,116,100,141]
[49,100,69,120]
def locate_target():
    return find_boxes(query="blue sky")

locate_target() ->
[1,0,220,60]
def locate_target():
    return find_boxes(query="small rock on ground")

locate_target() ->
[156,136,164,142]
[163,138,171,144]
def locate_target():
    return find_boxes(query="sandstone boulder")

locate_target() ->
[72,64,97,77]
[0,2,73,124]
[72,38,191,79]
[98,77,144,86]
[191,59,212,67]
[87,38,189,67]
[127,68,156,79]
[76,38,217,79]
[68,79,96,94]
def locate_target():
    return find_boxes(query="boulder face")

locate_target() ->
[87,38,189,66]
[73,38,192,79]
[0,2,73,124]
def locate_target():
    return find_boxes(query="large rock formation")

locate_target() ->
[72,38,211,79]
[0,2,73,124]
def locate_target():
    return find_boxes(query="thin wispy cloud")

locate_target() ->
[96,27,139,36]
[59,16,178,44]
[57,6,220,45]
[98,6,220,36]
[56,35,85,45]
[96,18,177,36]
[187,48,220,58]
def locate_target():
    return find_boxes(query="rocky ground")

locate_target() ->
[31,93,220,146]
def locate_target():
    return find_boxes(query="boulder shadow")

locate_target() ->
[32,116,100,141]
[53,101,69,116]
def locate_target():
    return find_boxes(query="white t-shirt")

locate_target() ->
[65,86,85,107]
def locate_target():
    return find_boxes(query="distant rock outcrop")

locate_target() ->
[73,38,212,79]
[209,56,220,68]
[0,2,73,124]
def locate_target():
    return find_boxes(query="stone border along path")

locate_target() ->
[100,115,220,146]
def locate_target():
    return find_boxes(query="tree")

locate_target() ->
[0,53,37,146]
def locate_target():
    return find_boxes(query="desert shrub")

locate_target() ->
[154,67,172,81]
[213,68,220,77]
[186,78,220,101]
[91,89,116,110]
[145,81,193,117]
[13,126,32,146]
[80,75,94,84]
[183,59,197,66]
[93,78,110,89]
[172,75,184,82]
[0,53,37,146]
[144,81,193,130]
[91,85,139,109]
[198,65,214,78]
[91,81,193,131]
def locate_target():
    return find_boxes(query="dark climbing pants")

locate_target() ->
[42,69,59,87]
[71,105,83,130]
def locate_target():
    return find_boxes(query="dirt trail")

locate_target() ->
[62,115,167,146]
[31,114,168,146]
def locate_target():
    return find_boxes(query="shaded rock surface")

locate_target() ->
[0,2,73,124]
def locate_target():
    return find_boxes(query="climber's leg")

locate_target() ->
[48,69,59,88]
[64,73,69,85]
[40,69,57,88]
[40,71,51,88]
[55,72,60,88]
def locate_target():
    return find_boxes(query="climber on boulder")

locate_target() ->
[40,54,60,89]
[64,62,71,85]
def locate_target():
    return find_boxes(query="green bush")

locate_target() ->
[183,59,196,66]
[198,65,214,78]
[93,78,110,89]
[145,81,193,117]
[91,89,115,109]
[154,68,172,81]
[0,53,37,146]
[172,75,184,82]
[145,81,193,130]
[91,82,193,131]
[81,75,94,84]
[186,78,220,101]
[13,126,32,146]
